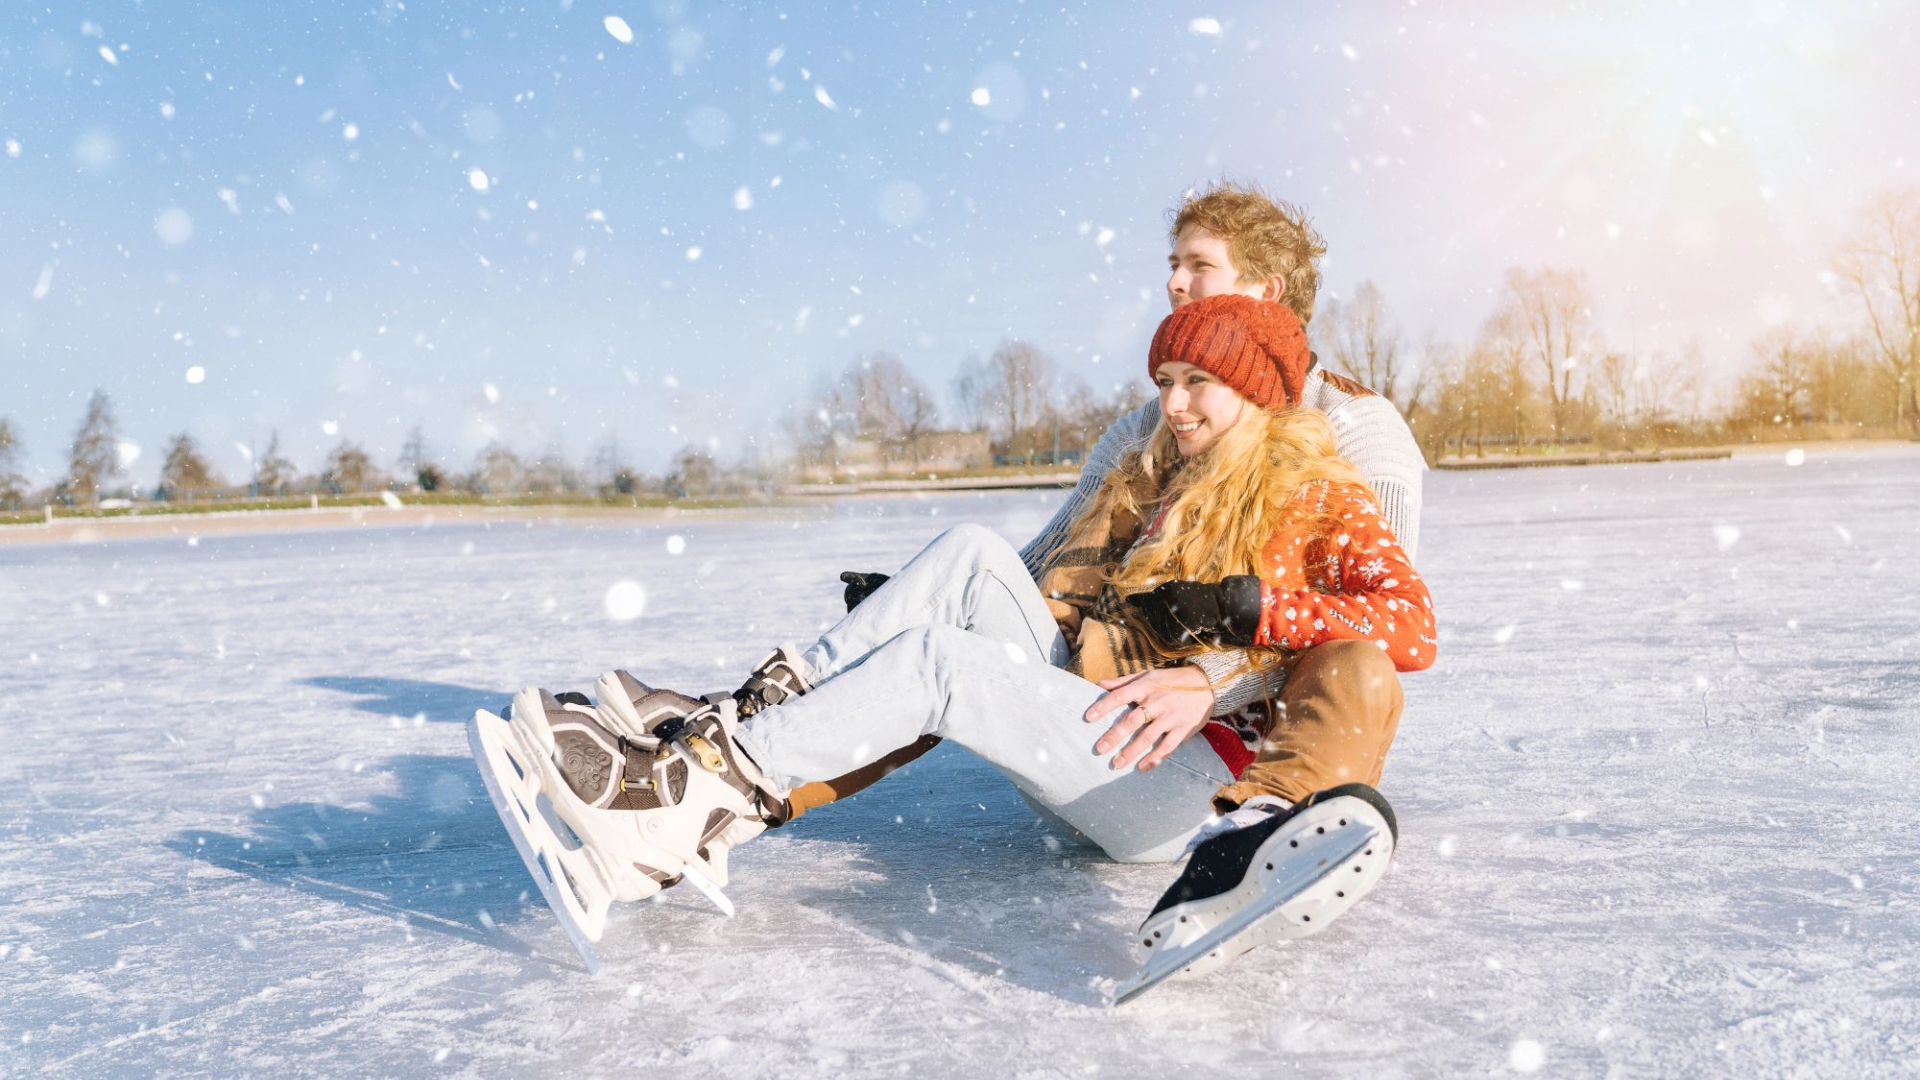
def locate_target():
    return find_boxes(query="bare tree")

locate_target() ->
[1804,333,1892,427]
[973,340,1056,462]
[1497,267,1592,441]
[949,354,992,433]
[863,355,941,456]
[397,426,444,491]
[471,442,523,495]
[1321,282,1430,417]
[67,389,122,502]
[1413,341,1472,462]
[665,445,717,498]
[1056,376,1151,462]
[1667,339,1711,429]
[1748,328,1810,427]
[321,440,381,494]
[1476,306,1538,449]
[1592,351,1639,435]
[589,433,639,495]
[786,370,851,471]
[1833,187,1920,433]
[255,430,296,496]
[521,442,580,495]
[0,418,27,509]
[159,434,225,500]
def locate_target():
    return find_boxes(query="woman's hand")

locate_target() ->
[1085,665,1216,772]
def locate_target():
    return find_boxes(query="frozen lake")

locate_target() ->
[3,445,1917,1077]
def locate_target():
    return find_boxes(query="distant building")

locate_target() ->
[798,430,991,482]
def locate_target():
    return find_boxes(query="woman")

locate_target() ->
[470,294,1437,978]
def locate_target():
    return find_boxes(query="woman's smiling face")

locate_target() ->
[1154,361,1249,456]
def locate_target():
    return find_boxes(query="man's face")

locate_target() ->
[1166,225,1272,310]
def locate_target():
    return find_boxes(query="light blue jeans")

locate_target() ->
[736,524,1231,863]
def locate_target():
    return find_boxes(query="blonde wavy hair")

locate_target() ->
[1068,405,1372,598]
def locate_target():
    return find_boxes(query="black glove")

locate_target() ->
[1125,576,1263,648]
[839,570,891,612]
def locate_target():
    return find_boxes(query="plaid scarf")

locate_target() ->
[1038,495,1165,684]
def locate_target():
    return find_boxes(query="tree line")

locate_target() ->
[782,342,1151,475]
[5,185,1912,510]
[1342,186,1920,460]
[0,392,742,508]
[0,343,1152,511]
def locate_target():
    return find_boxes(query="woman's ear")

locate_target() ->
[1259,275,1287,304]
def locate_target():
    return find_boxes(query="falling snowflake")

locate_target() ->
[1508,1039,1546,1073]
[604,580,648,621]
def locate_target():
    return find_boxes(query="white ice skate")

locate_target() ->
[1113,783,1397,1005]
[468,679,783,973]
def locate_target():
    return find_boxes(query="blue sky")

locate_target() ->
[3,0,1916,486]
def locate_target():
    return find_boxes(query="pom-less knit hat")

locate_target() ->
[1148,294,1310,411]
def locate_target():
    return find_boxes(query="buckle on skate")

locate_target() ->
[682,733,727,774]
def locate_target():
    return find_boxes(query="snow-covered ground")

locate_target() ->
[3,446,1916,1078]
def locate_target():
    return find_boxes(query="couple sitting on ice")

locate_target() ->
[470,183,1436,998]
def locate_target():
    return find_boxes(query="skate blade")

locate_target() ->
[679,860,735,917]
[469,707,608,975]
[1113,826,1379,1007]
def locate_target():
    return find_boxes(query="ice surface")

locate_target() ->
[2,447,1917,1075]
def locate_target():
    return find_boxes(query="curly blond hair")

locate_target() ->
[1170,182,1328,327]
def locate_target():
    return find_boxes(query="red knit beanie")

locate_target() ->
[1147,294,1310,411]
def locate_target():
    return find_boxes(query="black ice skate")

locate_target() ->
[1114,783,1398,1005]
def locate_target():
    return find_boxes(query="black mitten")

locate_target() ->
[838,571,891,612]
[1125,575,1262,647]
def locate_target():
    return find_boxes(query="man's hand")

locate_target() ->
[838,571,890,612]
[1084,665,1217,772]
[1125,576,1263,648]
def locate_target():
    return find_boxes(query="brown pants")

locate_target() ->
[1212,639,1405,811]
[781,639,1404,822]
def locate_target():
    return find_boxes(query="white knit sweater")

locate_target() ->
[1017,366,1426,714]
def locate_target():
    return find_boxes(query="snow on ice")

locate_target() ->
[1,448,1916,1076]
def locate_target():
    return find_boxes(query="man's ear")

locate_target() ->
[1259,275,1287,304]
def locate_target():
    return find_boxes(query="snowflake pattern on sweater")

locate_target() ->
[1252,479,1436,667]
[1199,479,1437,775]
